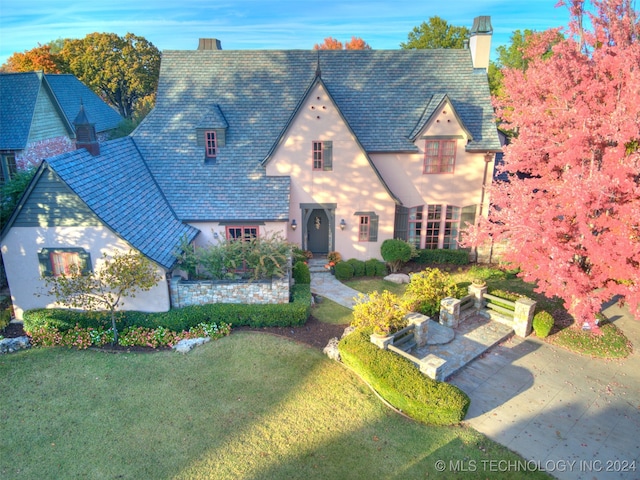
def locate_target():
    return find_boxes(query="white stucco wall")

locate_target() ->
[188,222,288,248]
[265,83,397,261]
[1,226,170,320]
[370,102,493,212]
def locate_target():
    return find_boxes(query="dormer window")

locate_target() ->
[196,105,228,165]
[205,131,217,158]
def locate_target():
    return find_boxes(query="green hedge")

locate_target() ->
[338,329,470,425]
[24,285,311,333]
[346,258,365,277]
[413,249,470,265]
[292,261,311,284]
[334,262,355,281]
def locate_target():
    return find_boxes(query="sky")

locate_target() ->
[0,0,572,66]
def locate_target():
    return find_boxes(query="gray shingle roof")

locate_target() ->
[46,137,199,269]
[0,72,123,150]
[134,49,499,221]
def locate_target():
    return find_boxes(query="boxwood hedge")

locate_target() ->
[23,285,311,333]
[338,328,470,425]
[413,249,470,265]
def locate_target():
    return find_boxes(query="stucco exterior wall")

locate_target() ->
[1,226,170,320]
[370,105,493,211]
[188,222,288,248]
[265,83,397,261]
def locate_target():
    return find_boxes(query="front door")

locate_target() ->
[307,209,329,254]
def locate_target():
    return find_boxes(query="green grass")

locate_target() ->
[1,335,550,479]
[550,319,632,358]
[344,278,407,296]
[311,297,353,324]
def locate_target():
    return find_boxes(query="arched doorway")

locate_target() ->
[306,208,329,254]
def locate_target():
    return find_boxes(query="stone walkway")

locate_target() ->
[310,270,361,309]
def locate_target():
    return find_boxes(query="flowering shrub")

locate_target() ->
[28,322,231,349]
[327,251,342,264]
[351,291,408,336]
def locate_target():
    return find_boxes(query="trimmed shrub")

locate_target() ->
[338,329,470,425]
[413,249,470,265]
[334,261,354,281]
[401,268,462,317]
[292,260,311,284]
[364,259,386,277]
[380,239,413,273]
[533,311,554,338]
[0,308,11,331]
[351,291,407,336]
[346,258,365,277]
[24,284,312,334]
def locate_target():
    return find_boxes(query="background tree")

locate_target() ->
[314,36,371,50]
[60,32,160,119]
[467,0,640,333]
[488,29,564,98]
[44,251,162,344]
[0,169,35,230]
[401,16,469,49]
[1,44,63,73]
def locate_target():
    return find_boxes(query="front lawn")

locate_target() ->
[1,334,550,479]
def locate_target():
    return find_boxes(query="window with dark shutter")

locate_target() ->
[354,211,378,242]
[322,141,333,171]
[38,248,92,277]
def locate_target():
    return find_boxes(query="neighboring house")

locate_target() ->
[0,71,123,181]
[1,16,501,320]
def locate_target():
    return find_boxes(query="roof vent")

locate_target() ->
[198,38,222,50]
[73,101,100,156]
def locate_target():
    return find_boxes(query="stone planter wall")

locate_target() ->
[170,276,289,308]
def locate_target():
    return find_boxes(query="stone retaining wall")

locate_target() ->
[170,276,290,308]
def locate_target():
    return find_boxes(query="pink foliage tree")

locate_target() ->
[468,0,640,332]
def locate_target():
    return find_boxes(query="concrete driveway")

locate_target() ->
[449,300,640,480]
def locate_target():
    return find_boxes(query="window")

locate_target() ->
[205,131,217,158]
[443,206,460,249]
[408,206,423,248]
[38,248,92,277]
[425,205,442,249]
[226,226,258,242]
[0,154,17,183]
[358,215,370,241]
[354,211,378,242]
[312,141,333,171]
[424,140,456,174]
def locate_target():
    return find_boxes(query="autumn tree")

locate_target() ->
[60,32,160,119]
[1,44,63,73]
[44,251,162,344]
[314,36,371,50]
[401,16,469,49]
[468,0,640,333]
[489,29,564,98]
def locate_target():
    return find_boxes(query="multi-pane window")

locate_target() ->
[408,206,423,248]
[205,131,217,158]
[358,215,370,242]
[226,226,258,242]
[312,141,323,170]
[312,141,333,171]
[425,205,442,249]
[424,140,456,174]
[443,206,461,249]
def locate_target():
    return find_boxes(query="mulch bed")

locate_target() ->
[1,316,349,352]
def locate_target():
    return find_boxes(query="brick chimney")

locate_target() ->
[198,38,222,50]
[469,16,493,71]
[73,101,100,156]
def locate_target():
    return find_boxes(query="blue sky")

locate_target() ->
[0,0,571,65]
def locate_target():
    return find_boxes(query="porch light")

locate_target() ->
[291,219,297,230]
[340,219,346,230]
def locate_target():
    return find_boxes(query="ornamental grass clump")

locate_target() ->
[351,290,408,336]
